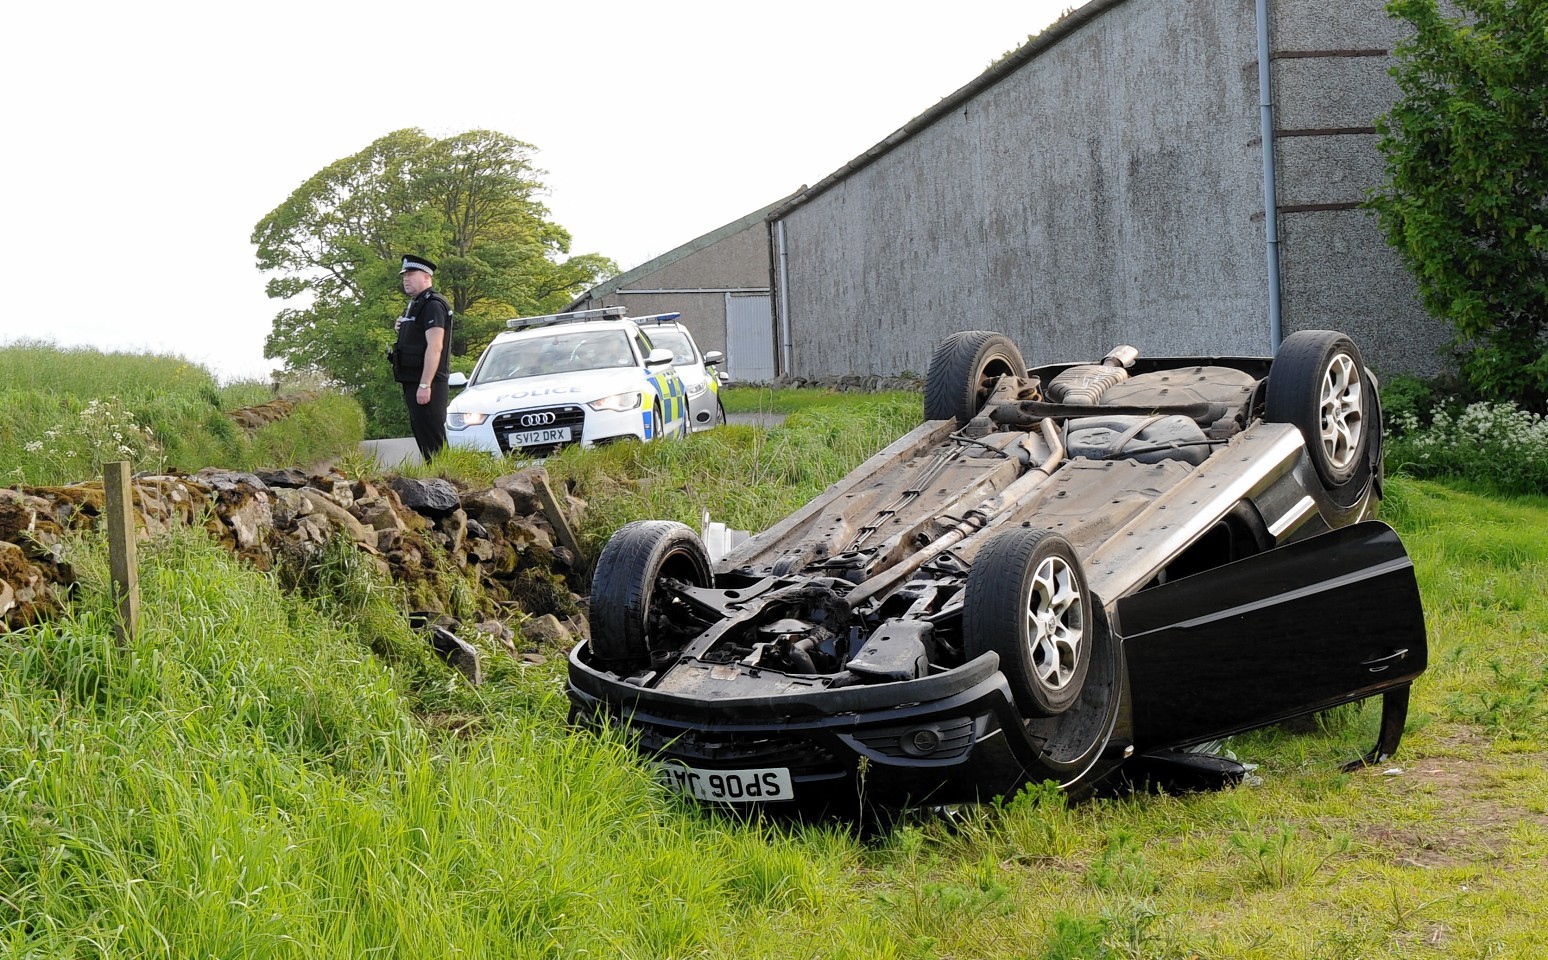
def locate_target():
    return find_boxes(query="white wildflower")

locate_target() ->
[24,441,43,453]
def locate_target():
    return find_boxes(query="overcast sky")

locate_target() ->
[5,0,1070,382]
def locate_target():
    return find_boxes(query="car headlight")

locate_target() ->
[589,391,643,412]
[446,411,488,430]
[684,381,707,398]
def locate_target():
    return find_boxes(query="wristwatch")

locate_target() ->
[418,383,430,389]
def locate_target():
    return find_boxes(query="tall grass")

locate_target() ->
[0,341,222,399]
[6,382,1548,956]
[0,530,893,958]
[0,343,364,482]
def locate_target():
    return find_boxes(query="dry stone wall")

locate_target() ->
[0,465,590,647]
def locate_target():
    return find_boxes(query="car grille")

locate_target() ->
[491,405,586,456]
[635,725,837,772]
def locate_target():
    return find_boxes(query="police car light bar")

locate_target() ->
[506,306,628,329]
[633,312,683,325]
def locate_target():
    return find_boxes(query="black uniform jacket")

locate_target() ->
[391,290,452,384]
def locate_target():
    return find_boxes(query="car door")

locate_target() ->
[1115,521,1428,752]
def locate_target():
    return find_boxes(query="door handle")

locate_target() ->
[1360,648,1409,673]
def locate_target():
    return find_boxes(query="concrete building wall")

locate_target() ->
[773,0,1450,380]
[1270,0,1448,373]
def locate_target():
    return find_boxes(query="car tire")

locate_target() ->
[711,401,727,428]
[963,527,1092,717]
[924,331,1026,423]
[648,403,663,441]
[590,520,713,667]
[1265,330,1374,501]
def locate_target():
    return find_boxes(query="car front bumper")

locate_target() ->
[567,647,1133,815]
[447,402,651,455]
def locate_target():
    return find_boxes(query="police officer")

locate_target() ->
[391,254,453,460]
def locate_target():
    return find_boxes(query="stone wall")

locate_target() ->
[0,465,591,654]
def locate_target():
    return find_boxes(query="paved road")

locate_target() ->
[359,436,422,469]
[360,412,784,469]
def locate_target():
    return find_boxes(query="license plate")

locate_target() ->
[506,426,571,447]
[655,762,793,803]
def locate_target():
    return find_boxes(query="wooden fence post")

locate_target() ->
[532,472,584,561]
[103,460,139,644]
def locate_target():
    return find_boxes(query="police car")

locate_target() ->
[445,307,690,456]
[636,313,729,431]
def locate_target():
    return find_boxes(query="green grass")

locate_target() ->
[0,343,364,483]
[0,530,892,958]
[4,378,1548,956]
[8,489,1545,958]
[720,384,900,417]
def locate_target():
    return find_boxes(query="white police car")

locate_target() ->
[636,314,729,432]
[445,307,690,456]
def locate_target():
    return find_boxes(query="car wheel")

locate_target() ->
[924,331,1026,423]
[1265,330,1373,499]
[963,527,1091,717]
[648,403,663,441]
[590,520,713,668]
[711,401,727,428]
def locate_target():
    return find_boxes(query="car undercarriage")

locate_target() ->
[568,330,1428,816]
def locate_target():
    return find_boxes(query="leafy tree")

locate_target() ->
[1370,0,1548,409]
[254,129,616,434]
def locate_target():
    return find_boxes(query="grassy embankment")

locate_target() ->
[2,350,1545,957]
[0,342,364,484]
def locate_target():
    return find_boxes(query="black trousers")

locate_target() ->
[402,380,449,461]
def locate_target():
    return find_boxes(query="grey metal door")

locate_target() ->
[725,293,775,382]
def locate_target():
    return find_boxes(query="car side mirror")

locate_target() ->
[448,371,469,389]
[703,350,725,366]
[717,371,731,385]
[645,347,674,368]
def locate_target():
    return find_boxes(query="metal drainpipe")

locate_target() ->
[1257,0,1283,350]
[775,219,793,376]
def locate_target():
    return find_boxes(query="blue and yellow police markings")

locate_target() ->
[644,369,688,440]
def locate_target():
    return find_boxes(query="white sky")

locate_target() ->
[4,0,1069,382]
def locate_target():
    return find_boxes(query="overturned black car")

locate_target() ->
[567,330,1428,815]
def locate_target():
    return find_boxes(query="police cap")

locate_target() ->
[399,254,437,275]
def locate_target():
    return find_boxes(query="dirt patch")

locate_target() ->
[1356,741,1548,868]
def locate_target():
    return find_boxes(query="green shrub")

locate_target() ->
[1387,399,1548,493]
[1375,372,1439,428]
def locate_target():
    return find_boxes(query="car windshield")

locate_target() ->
[644,327,698,365]
[474,330,636,383]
